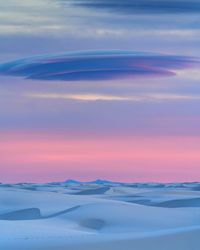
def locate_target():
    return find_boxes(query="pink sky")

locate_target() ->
[1,131,200,183]
[1,0,200,185]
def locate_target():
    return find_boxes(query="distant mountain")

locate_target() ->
[64,179,81,185]
[86,179,121,185]
[56,179,200,188]
[63,179,121,185]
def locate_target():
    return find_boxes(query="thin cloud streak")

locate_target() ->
[25,92,200,102]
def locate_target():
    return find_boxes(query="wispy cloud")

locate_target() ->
[0,50,198,81]
[26,93,132,101]
[25,92,200,102]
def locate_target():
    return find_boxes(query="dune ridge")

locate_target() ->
[1,182,200,249]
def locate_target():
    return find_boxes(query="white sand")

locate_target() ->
[1,182,200,249]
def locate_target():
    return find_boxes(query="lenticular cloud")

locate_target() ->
[0,50,197,81]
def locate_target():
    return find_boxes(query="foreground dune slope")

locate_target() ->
[1,183,200,249]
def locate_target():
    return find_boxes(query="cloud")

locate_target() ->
[25,92,200,102]
[0,50,197,82]
[68,0,200,14]
[176,68,200,80]
[26,93,132,101]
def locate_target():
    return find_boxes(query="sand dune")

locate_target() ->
[80,218,105,230]
[0,208,41,220]
[67,227,200,250]
[1,182,200,249]
[0,206,80,221]
[154,197,200,208]
[75,187,110,195]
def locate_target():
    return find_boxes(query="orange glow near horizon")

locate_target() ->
[1,131,200,183]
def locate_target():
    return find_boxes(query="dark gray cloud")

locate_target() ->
[0,50,197,81]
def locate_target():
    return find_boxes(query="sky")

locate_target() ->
[0,0,200,183]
